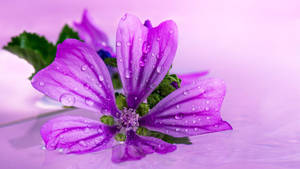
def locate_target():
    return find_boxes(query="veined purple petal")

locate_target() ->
[116,14,178,108]
[111,131,176,163]
[178,71,209,86]
[31,39,119,116]
[140,78,232,137]
[74,9,114,54]
[41,116,117,153]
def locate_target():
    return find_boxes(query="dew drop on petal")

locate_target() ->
[85,98,94,106]
[121,14,127,21]
[116,41,122,47]
[125,71,131,78]
[205,107,210,111]
[139,60,145,67]
[192,120,196,124]
[175,114,183,120]
[59,93,75,106]
[58,148,64,153]
[183,91,188,95]
[81,65,88,71]
[98,75,104,81]
[194,128,198,131]
[126,42,131,46]
[79,140,87,147]
[39,81,45,86]
[176,104,180,109]
[175,128,180,132]
[156,66,161,73]
[169,30,174,34]
[206,100,210,104]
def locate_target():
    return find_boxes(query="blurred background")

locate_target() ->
[1,0,300,169]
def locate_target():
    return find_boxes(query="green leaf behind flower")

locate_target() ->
[3,32,56,79]
[56,25,80,45]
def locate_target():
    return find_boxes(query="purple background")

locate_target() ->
[1,0,300,168]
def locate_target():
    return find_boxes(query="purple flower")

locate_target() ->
[32,14,232,163]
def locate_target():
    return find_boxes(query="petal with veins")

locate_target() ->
[32,39,119,116]
[140,78,232,137]
[116,14,178,108]
[41,116,117,153]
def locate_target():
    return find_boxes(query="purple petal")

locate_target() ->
[116,14,178,108]
[41,116,117,153]
[140,78,232,137]
[74,9,114,54]
[178,71,209,86]
[111,131,176,163]
[31,39,119,116]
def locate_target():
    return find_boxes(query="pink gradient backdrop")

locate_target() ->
[1,0,300,168]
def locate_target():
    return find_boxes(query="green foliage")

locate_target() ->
[112,73,122,89]
[103,57,117,67]
[115,133,126,142]
[100,115,115,126]
[136,103,149,117]
[56,25,80,45]
[3,32,56,79]
[136,127,192,145]
[115,93,127,110]
[147,74,182,108]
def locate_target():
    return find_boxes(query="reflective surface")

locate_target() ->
[1,0,300,168]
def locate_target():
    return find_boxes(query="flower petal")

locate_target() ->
[41,116,117,153]
[32,39,119,116]
[74,9,113,54]
[140,78,232,137]
[178,71,209,86]
[116,14,178,108]
[111,131,176,163]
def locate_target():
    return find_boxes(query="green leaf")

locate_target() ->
[115,133,126,142]
[112,73,123,89]
[100,115,115,126]
[3,31,56,79]
[136,127,192,145]
[115,93,127,110]
[56,24,80,45]
[103,57,117,67]
[147,74,182,109]
[136,103,149,116]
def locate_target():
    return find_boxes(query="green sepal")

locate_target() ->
[103,57,117,67]
[3,32,56,79]
[136,127,192,145]
[136,103,149,117]
[56,24,80,45]
[115,93,127,110]
[100,115,115,126]
[147,74,182,109]
[112,73,122,89]
[115,133,126,142]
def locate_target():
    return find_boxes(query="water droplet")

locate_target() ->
[169,30,174,34]
[59,94,75,106]
[175,128,180,131]
[79,141,87,147]
[134,97,138,100]
[156,37,161,41]
[85,98,94,106]
[176,104,180,109]
[121,14,127,21]
[41,146,46,150]
[125,71,131,78]
[175,114,183,120]
[81,65,88,71]
[194,128,198,131]
[98,75,104,81]
[214,125,219,128]
[139,60,145,67]
[206,100,210,104]
[205,107,210,111]
[142,42,151,53]
[126,42,131,46]
[97,128,103,133]
[192,106,196,111]
[206,117,211,120]
[84,128,90,133]
[39,81,45,86]
[116,41,122,47]
[156,66,161,73]
[58,148,64,153]
[192,120,196,124]
[185,129,188,132]
[151,53,155,57]
[183,91,188,95]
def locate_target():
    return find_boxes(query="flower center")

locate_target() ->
[117,108,139,131]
